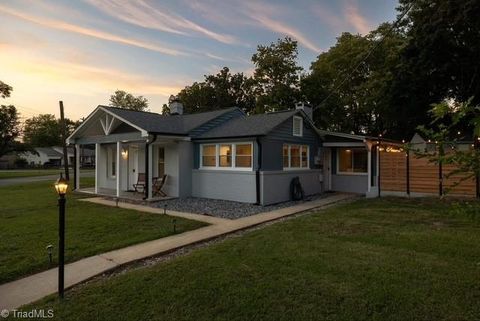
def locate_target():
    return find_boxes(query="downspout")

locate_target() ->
[143,134,157,200]
[255,137,262,205]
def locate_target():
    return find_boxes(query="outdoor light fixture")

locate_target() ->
[54,173,69,196]
[121,148,128,160]
[54,173,69,299]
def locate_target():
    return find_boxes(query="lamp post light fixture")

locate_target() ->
[54,173,68,299]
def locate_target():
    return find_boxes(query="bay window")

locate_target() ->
[201,142,253,170]
[283,144,309,169]
[337,148,367,174]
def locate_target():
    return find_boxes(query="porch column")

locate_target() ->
[75,144,80,190]
[147,143,153,199]
[367,144,372,193]
[95,143,100,194]
[116,141,121,197]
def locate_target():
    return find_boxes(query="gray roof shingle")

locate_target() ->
[197,109,299,138]
[102,106,240,135]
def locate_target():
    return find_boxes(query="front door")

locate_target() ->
[128,145,139,189]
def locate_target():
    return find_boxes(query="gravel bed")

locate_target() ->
[151,194,328,219]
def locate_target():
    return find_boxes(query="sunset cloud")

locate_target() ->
[0,4,187,56]
[85,0,238,45]
[344,0,372,35]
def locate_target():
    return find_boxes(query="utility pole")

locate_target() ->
[59,101,70,181]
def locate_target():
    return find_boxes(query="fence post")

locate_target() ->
[378,136,382,198]
[438,143,444,197]
[406,150,410,196]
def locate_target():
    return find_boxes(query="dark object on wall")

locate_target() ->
[290,177,304,201]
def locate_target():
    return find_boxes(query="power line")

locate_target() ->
[313,2,415,114]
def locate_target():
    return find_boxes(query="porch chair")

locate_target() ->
[153,174,168,197]
[133,173,146,193]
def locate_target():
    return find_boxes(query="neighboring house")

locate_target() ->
[20,146,95,167]
[410,132,473,152]
[0,153,17,169]
[22,147,63,167]
[67,102,390,204]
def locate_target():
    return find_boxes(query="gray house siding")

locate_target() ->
[260,169,322,205]
[260,118,320,171]
[192,170,257,203]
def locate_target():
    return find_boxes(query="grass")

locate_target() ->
[0,179,206,284]
[16,197,480,321]
[0,169,70,179]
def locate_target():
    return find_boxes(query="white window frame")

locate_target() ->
[293,116,303,137]
[336,148,368,176]
[200,142,253,171]
[283,144,310,170]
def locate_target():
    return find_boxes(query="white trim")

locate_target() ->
[336,147,368,176]
[147,143,153,199]
[200,142,253,171]
[75,144,80,190]
[283,144,310,170]
[323,142,366,147]
[317,129,366,141]
[116,141,121,197]
[293,116,303,137]
[101,107,148,137]
[95,143,99,194]
[367,148,372,192]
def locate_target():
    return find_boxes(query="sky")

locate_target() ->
[0,0,398,121]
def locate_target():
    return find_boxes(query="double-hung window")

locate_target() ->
[283,144,309,169]
[337,148,368,174]
[201,143,253,170]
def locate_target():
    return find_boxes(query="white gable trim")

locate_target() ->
[67,106,148,144]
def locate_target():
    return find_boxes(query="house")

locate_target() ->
[0,153,17,169]
[410,132,474,152]
[67,102,390,204]
[20,146,95,168]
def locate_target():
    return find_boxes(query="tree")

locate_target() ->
[252,37,303,113]
[0,80,12,99]
[398,0,480,106]
[176,67,256,114]
[109,90,149,111]
[23,114,79,147]
[0,80,20,157]
[0,105,20,157]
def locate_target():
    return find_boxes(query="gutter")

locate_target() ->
[255,137,262,205]
[143,134,158,200]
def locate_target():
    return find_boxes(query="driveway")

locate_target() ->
[0,171,94,187]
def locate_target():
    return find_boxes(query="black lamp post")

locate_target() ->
[54,173,68,299]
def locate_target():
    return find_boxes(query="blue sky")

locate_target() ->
[0,0,398,120]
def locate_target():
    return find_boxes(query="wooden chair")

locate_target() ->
[152,174,167,197]
[133,173,146,193]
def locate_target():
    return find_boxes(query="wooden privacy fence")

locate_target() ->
[380,150,478,197]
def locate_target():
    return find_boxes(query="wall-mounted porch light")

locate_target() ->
[121,148,128,160]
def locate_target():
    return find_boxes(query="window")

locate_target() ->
[293,116,303,137]
[283,144,309,169]
[158,147,165,176]
[200,142,253,170]
[202,145,216,167]
[106,146,117,178]
[337,148,368,174]
[219,144,232,167]
[235,144,252,167]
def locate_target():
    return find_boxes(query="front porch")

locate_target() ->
[76,187,174,203]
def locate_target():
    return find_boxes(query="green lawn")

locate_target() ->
[0,180,206,284]
[0,169,68,179]
[17,197,480,321]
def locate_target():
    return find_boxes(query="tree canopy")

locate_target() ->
[0,81,20,157]
[23,114,79,147]
[109,90,149,111]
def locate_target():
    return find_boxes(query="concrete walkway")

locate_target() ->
[0,193,356,311]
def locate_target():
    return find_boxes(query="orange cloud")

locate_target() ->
[344,0,372,35]
[0,4,187,56]
[86,0,238,45]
